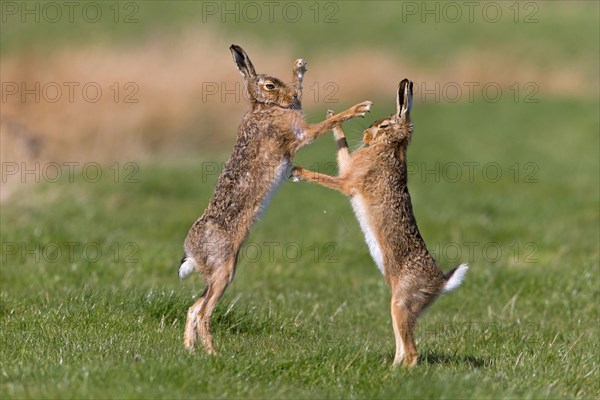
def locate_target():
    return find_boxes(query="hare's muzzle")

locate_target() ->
[363,127,376,144]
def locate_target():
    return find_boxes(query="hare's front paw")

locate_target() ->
[352,101,373,118]
[294,59,307,78]
[289,166,304,182]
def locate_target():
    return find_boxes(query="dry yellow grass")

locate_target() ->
[0,26,596,199]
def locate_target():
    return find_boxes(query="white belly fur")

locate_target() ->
[258,157,291,217]
[350,195,385,275]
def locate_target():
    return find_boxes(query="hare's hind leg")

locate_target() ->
[390,296,405,364]
[184,287,208,350]
[195,256,238,355]
[390,292,418,367]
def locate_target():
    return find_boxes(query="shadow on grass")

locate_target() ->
[420,351,486,368]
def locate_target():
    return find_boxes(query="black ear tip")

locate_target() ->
[230,45,247,67]
[396,79,414,115]
[398,79,413,96]
[230,44,246,58]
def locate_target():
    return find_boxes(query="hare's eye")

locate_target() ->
[379,124,389,129]
[265,83,276,90]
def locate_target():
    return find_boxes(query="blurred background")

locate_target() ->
[1,1,597,198]
[1,2,599,398]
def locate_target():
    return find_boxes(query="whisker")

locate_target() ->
[332,123,365,152]
[352,142,366,152]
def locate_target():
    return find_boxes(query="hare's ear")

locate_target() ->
[396,79,413,118]
[230,44,256,79]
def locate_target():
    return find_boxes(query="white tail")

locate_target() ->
[442,263,468,293]
[178,256,197,280]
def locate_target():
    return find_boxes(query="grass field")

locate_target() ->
[1,97,598,398]
[1,1,599,398]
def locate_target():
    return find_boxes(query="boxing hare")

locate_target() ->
[291,79,467,367]
[179,44,372,354]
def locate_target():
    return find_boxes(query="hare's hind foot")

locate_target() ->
[197,318,218,355]
[184,314,217,355]
[187,257,237,355]
[184,306,218,355]
[184,309,199,350]
[392,357,418,368]
[393,353,418,368]
[391,344,418,368]
[391,294,419,368]
[184,293,208,350]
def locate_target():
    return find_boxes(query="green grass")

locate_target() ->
[1,1,598,73]
[1,97,598,398]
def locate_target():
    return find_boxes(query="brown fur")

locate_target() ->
[292,80,466,367]
[181,45,372,353]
